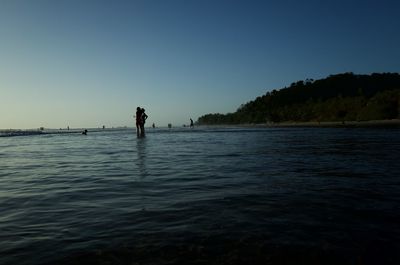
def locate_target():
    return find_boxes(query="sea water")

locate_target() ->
[1,127,399,264]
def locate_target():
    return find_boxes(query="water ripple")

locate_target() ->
[1,128,399,264]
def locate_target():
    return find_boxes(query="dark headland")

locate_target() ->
[197,73,400,127]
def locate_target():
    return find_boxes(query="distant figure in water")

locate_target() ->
[82,129,88,135]
[152,123,155,128]
[190,118,194,128]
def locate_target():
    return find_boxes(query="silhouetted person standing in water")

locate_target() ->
[135,107,143,137]
[140,108,148,137]
[190,118,194,128]
[135,107,149,138]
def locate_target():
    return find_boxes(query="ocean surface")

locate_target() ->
[1,127,399,265]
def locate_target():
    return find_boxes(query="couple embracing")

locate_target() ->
[135,107,148,137]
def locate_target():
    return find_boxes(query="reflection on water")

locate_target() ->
[136,138,148,179]
[0,127,399,265]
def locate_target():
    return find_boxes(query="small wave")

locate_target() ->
[0,130,43,137]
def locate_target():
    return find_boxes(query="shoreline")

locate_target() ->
[200,119,400,128]
[264,119,400,128]
[2,119,400,135]
[0,127,131,137]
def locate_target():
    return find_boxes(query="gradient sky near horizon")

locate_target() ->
[1,0,399,129]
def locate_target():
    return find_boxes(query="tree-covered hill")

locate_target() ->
[197,73,400,124]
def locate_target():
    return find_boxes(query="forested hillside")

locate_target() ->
[197,73,400,124]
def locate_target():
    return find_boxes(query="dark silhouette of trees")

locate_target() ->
[197,73,400,125]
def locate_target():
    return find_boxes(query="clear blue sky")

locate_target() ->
[1,0,399,129]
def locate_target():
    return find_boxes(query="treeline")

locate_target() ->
[197,73,400,124]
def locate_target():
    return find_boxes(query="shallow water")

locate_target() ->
[1,127,399,264]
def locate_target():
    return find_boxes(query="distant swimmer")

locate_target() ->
[190,118,194,128]
[82,129,88,135]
